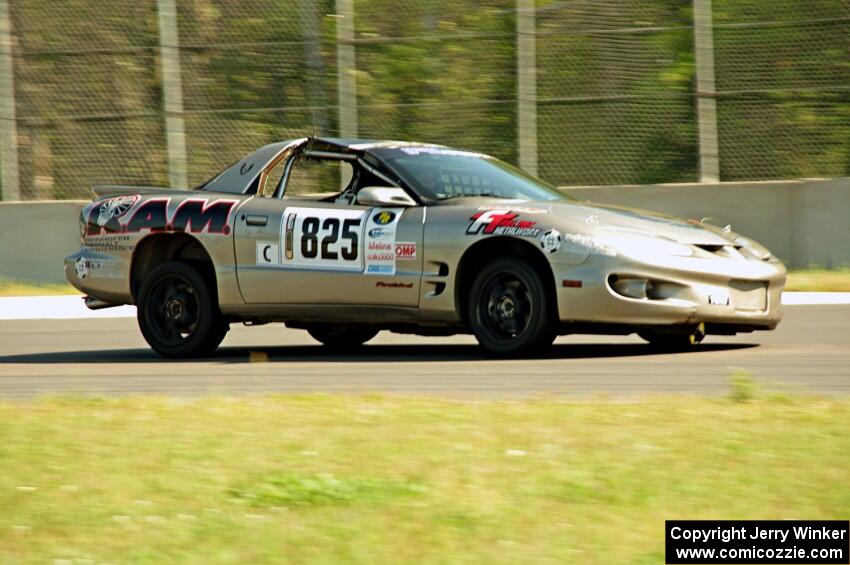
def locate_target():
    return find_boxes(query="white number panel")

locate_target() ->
[276,207,409,274]
[281,207,368,271]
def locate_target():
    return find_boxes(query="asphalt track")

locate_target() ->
[0,305,847,398]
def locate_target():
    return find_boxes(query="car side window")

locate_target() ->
[284,158,353,198]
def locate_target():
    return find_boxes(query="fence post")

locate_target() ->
[0,0,20,201]
[157,0,188,189]
[301,0,328,135]
[694,0,719,183]
[335,0,357,139]
[517,0,538,177]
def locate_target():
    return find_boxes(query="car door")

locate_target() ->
[234,198,424,306]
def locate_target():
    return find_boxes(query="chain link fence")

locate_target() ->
[1,0,848,200]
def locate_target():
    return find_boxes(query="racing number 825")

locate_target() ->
[301,217,359,261]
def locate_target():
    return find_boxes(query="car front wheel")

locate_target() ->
[468,257,556,357]
[137,261,228,358]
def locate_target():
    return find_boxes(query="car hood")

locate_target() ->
[549,201,734,245]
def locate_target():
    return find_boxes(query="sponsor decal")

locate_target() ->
[466,209,541,238]
[477,205,546,215]
[394,242,417,259]
[363,208,404,275]
[96,195,139,227]
[84,234,133,253]
[563,233,617,257]
[367,264,394,274]
[75,257,88,280]
[86,197,238,237]
[74,256,122,280]
[284,212,297,260]
[368,227,393,239]
[399,146,485,159]
[376,281,414,289]
[540,229,562,253]
[372,210,397,225]
[256,241,279,265]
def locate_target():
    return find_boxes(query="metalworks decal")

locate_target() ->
[466,209,541,238]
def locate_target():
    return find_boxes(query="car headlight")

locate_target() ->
[734,236,772,261]
[592,232,694,258]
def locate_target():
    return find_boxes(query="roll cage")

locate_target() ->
[199,137,432,205]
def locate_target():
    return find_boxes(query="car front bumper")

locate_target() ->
[552,252,785,332]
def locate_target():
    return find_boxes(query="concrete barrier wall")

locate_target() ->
[562,178,850,269]
[0,201,87,283]
[0,178,847,284]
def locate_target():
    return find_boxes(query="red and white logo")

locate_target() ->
[466,209,541,237]
[394,242,417,259]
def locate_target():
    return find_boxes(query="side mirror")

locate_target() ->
[356,186,416,207]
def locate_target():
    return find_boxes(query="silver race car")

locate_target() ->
[65,137,785,357]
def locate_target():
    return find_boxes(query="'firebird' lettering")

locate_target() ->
[87,197,238,237]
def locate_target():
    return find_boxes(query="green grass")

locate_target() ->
[786,269,850,292]
[1,394,848,564]
[0,278,77,297]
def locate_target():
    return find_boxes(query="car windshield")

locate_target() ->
[371,146,572,202]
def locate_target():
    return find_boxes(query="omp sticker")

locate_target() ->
[256,241,279,265]
[394,242,417,259]
[364,208,404,275]
[280,207,368,272]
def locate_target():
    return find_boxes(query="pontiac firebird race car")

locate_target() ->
[65,137,785,358]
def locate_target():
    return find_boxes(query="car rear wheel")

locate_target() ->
[468,257,556,357]
[137,261,228,358]
[307,324,379,350]
[638,323,705,350]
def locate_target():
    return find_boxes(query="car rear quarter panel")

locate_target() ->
[68,192,249,305]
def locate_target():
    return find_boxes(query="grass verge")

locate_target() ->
[0,395,848,564]
[785,269,850,292]
[0,278,77,297]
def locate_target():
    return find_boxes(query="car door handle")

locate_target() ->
[245,214,268,226]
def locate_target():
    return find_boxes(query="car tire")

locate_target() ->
[468,257,556,357]
[137,261,228,358]
[638,323,705,350]
[307,324,379,350]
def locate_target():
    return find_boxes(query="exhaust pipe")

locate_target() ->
[83,296,119,310]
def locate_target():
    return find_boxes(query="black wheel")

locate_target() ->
[638,323,705,350]
[307,324,379,350]
[137,261,228,358]
[468,257,556,357]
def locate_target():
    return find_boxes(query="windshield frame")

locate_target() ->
[367,146,573,205]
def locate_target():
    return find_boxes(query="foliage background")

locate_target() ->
[5,0,849,199]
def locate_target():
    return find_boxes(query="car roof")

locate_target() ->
[199,136,451,195]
